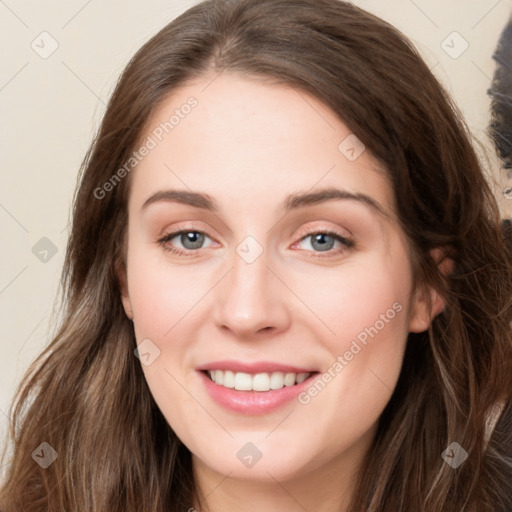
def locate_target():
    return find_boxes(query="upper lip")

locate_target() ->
[196,360,318,374]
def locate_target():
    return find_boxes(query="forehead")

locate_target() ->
[128,72,395,219]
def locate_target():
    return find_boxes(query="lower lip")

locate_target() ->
[198,370,318,415]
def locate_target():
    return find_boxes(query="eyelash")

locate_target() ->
[157,227,354,258]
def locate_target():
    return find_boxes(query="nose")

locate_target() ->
[212,245,291,339]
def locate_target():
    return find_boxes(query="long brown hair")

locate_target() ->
[1,1,511,510]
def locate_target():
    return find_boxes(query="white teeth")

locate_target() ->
[234,372,252,390]
[214,370,223,385]
[223,370,235,388]
[296,372,310,384]
[269,371,284,390]
[284,373,296,386]
[206,370,312,391]
[253,373,270,391]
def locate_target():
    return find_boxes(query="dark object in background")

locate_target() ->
[487,15,512,246]
[488,15,512,172]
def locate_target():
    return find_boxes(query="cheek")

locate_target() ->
[293,255,413,353]
[127,253,203,438]
[127,250,204,340]
[293,254,413,413]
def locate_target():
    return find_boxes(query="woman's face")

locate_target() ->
[120,72,435,484]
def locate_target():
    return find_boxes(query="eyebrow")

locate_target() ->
[141,187,388,217]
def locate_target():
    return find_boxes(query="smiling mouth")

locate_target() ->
[202,369,320,392]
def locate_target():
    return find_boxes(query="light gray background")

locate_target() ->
[1,0,511,451]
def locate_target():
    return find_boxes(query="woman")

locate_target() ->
[1,0,511,510]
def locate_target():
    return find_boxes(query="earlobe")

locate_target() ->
[408,285,445,333]
[408,248,453,333]
[115,259,134,321]
[120,288,134,321]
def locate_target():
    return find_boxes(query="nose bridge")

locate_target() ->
[213,240,289,336]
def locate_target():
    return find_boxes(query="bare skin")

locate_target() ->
[119,72,445,512]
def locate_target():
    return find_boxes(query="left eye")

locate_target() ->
[293,231,354,255]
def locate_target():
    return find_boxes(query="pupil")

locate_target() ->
[182,232,203,249]
[313,234,333,252]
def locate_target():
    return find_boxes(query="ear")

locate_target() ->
[408,248,453,333]
[115,259,134,321]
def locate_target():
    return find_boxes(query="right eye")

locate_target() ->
[157,229,215,256]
